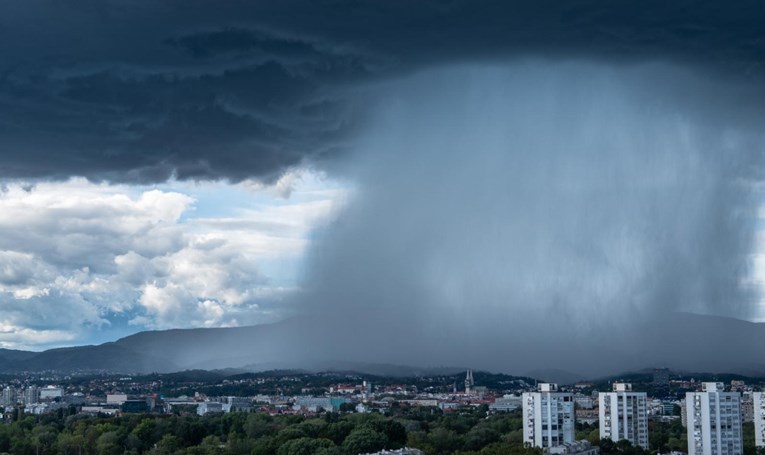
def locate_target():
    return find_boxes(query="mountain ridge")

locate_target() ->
[1,312,763,379]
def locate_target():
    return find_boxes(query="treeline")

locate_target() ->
[2,406,756,455]
[0,406,541,455]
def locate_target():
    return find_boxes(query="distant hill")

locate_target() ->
[523,369,586,385]
[0,348,38,363]
[1,312,764,379]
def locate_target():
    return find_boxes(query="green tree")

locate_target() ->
[276,427,308,445]
[131,418,159,450]
[55,432,86,455]
[407,431,433,454]
[326,421,354,445]
[156,433,181,455]
[277,437,334,455]
[429,427,462,455]
[251,435,279,455]
[370,420,407,447]
[462,426,500,452]
[31,425,58,455]
[95,431,122,455]
[342,427,388,455]
[245,414,275,439]
[296,419,328,438]
[177,419,207,446]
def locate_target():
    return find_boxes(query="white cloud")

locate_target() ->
[0,250,54,287]
[0,175,348,348]
[0,322,78,349]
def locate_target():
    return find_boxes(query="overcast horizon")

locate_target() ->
[2,1,765,377]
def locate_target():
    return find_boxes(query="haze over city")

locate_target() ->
[1,1,765,378]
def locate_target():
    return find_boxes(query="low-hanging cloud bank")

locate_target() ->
[289,62,765,376]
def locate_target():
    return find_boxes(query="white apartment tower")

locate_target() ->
[753,392,765,448]
[23,385,40,405]
[1,387,16,408]
[523,383,575,448]
[686,382,742,455]
[599,383,649,450]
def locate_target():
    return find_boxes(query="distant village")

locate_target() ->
[0,368,763,455]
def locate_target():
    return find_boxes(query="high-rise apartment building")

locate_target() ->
[523,383,575,448]
[599,383,649,450]
[686,382,742,455]
[752,392,765,448]
[1,387,16,408]
[23,385,40,405]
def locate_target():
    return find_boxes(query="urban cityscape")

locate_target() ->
[0,368,762,454]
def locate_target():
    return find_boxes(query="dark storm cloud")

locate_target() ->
[1,0,765,182]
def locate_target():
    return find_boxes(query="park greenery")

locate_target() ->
[0,405,531,455]
[0,403,732,455]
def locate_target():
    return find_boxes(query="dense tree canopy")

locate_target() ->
[0,406,745,455]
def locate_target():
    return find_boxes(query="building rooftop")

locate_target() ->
[612,383,632,392]
[539,383,558,392]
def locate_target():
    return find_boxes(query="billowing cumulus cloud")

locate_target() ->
[0,177,345,348]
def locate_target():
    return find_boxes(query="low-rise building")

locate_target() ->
[549,440,600,455]
[106,393,128,405]
[40,386,63,400]
[294,396,350,412]
[221,396,252,413]
[574,394,595,409]
[490,395,521,412]
[401,399,438,407]
[361,449,423,455]
[197,402,224,416]
[81,406,119,415]
[121,399,150,413]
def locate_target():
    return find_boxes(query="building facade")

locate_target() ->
[23,386,40,405]
[742,393,754,424]
[549,440,600,455]
[686,382,742,455]
[599,383,649,450]
[40,386,63,400]
[522,383,575,448]
[1,387,16,408]
[490,395,521,412]
[753,392,765,448]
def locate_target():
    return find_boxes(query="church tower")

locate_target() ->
[465,370,474,395]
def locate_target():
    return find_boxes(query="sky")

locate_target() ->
[2,0,765,364]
